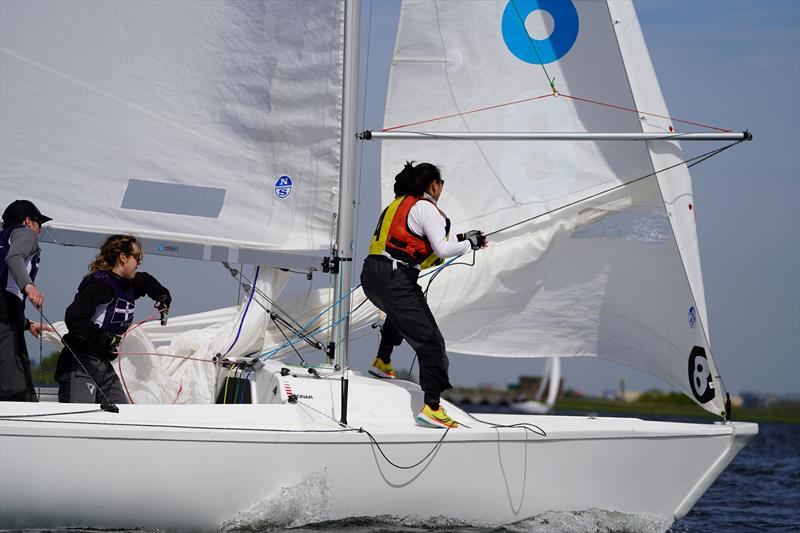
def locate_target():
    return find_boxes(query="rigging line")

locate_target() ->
[463,410,547,438]
[382,93,555,132]
[245,289,323,351]
[0,408,105,419]
[423,252,476,297]
[559,93,731,133]
[229,264,323,347]
[223,265,260,357]
[37,309,118,413]
[686,142,740,169]
[359,425,453,470]
[116,312,160,405]
[258,296,371,361]
[509,0,557,93]
[37,306,43,401]
[485,139,745,239]
[272,314,308,365]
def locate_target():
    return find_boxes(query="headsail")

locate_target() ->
[1,0,345,264]
[381,0,728,415]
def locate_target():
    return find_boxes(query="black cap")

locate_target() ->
[1,200,52,226]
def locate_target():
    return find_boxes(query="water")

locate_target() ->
[668,420,800,532]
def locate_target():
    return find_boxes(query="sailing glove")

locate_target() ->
[153,292,171,326]
[154,292,171,312]
[104,333,122,358]
[457,230,487,250]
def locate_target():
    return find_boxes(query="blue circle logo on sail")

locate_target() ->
[688,306,697,329]
[501,0,579,65]
[274,175,293,199]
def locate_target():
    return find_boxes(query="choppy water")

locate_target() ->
[11,415,799,533]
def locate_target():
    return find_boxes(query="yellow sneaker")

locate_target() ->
[415,404,459,429]
[368,357,397,379]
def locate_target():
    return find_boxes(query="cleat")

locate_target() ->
[415,404,459,429]
[368,357,397,379]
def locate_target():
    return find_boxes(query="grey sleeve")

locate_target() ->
[4,227,38,290]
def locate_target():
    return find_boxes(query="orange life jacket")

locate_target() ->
[368,195,449,269]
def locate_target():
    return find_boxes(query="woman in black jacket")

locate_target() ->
[56,234,171,404]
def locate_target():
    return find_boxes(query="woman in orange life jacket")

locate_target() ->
[361,161,487,428]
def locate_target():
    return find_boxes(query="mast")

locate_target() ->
[330,0,360,369]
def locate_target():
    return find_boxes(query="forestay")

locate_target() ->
[381,0,727,415]
[0,0,345,258]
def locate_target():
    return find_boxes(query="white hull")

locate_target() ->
[0,366,757,530]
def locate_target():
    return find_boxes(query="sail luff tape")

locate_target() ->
[228,248,240,264]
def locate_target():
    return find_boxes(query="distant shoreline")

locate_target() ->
[546,397,800,424]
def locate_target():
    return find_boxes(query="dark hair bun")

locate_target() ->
[393,161,441,196]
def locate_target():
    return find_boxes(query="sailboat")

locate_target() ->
[511,357,561,414]
[0,0,757,530]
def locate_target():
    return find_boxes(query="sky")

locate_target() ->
[16,0,800,398]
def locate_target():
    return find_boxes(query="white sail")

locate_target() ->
[0,0,345,263]
[381,0,727,414]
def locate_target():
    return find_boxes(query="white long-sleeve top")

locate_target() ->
[407,193,471,259]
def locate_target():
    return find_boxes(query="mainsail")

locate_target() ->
[1,0,345,263]
[381,0,728,414]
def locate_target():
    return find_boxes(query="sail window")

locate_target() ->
[121,179,226,218]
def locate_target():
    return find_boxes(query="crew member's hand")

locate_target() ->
[24,284,44,308]
[154,292,171,312]
[28,321,54,338]
[106,333,122,354]
[457,230,488,250]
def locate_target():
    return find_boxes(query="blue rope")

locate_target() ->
[223,265,260,357]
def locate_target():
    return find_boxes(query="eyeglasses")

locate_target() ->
[125,251,143,264]
[437,179,445,185]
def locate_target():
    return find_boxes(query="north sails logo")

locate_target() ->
[274,175,293,199]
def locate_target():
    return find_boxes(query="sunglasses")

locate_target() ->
[125,250,143,264]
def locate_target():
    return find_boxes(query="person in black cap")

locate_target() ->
[0,199,54,401]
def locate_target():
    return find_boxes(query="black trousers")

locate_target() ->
[56,349,128,404]
[361,255,452,406]
[0,292,36,401]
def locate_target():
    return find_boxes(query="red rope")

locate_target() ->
[381,91,730,133]
[382,93,555,131]
[116,314,159,404]
[557,93,731,132]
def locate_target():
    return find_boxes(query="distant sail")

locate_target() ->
[381,0,726,415]
[1,0,345,257]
